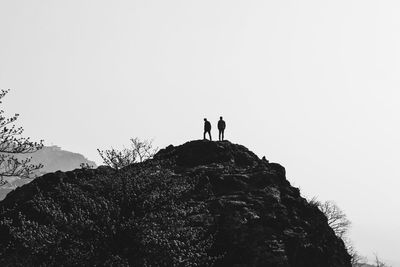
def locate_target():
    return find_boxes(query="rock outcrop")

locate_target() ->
[0,140,351,266]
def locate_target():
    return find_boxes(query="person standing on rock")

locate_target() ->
[204,118,212,141]
[218,116,226,141]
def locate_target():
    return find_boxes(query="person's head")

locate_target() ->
[220,116,223,120]
[204,118,207,121]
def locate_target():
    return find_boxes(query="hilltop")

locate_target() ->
[0,140,351,266]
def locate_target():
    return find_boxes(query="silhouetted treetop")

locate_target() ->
[0,89,43,184]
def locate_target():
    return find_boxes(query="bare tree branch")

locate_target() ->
[97,148,135,171]
[310,199,351,238]
[0,89,44,184]
[374,253,391,267]
[97,137,158,170]
[130,137,158,163]
[342,237,367,266]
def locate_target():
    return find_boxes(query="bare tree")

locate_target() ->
[343,238,367,266]
[374,254,391,267]
[97,138,158,170]
[310,198,391,267]
[309,198,361,264]
[97,148,135,171]
[0,89,44,185]
[130,137,158,163]
[310,198,351,238]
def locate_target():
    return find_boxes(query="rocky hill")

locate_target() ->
[0,146,96,200]
[0,140,351,266]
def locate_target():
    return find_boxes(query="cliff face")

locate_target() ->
[0,140,351,266]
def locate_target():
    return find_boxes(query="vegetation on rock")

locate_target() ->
[97,137,158,170]
[0,140,351,266]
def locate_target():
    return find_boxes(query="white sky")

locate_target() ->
[1,0,399,264]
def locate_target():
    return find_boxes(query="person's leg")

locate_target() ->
[222,129,224,141]
[218,130,221,141]
[208,131,212,141]
[204,131,206,140]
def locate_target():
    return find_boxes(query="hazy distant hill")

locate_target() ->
[30,145,96,176]
[0,146,96,200]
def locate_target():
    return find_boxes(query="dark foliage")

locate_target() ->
[0,140,351,266]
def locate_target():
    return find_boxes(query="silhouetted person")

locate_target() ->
[204,118,212,140]
[218,116,226,141]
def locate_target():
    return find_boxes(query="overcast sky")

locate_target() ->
[1,0,399,264]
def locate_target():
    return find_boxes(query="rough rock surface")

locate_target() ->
[0,140,351,266]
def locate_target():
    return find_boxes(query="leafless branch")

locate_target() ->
[313,199,351,238]
[374,254,391,267]
[97,137,158,170]
[97,148,136,170]
[130,137,158,163]
[0,89,44,184]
